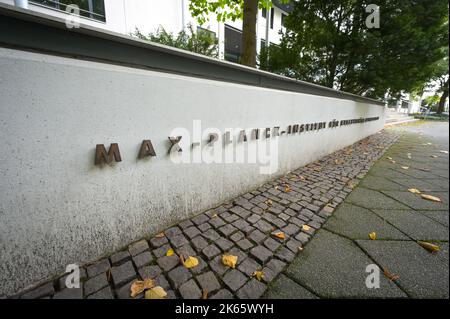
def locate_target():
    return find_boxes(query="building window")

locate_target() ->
[30,0,106,22]
[224,25,242,63]
[262,8,266,18]
[270,8,274,29]
[197,26,216,41]
[281,13,287,27]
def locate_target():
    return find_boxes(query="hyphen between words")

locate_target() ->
[95,117,379,174]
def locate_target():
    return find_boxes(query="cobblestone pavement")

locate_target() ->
[14,130,400,299]
[264,121,449,299]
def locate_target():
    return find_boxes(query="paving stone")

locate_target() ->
[237,279,267,299]
[165,226,182,239]
[236,239,254,251]
[196,271,221,293]
[190,256,208,275]
[216,237,234,251]
[295,232,311,245]
[87,286,114,299]
[58,268,87,290]
[21,282,55,299]
[248,229,267,244]
[264,238,281,252]
[219,224,238,237]
[238,257,262,276]
[254,220,275,233]
[263,275,318,299]
[157,255,180,272]
[53,287,83,299]
[210,289,234,299]
[250,246,273,265]
[154,274,171,290]
[230,231,245,243]
[233,219,251,231]
[153,243,172,258]
[266,258,286,275]
[275,247,295,263]
[110,251,131,266]
[176,244,197,258]
[210,256,229,276]
[132,251,154,268]
[198,222,212,232]
[222,270,248,292]
[223,213,240,223]
[183,226,201,239]
[209,217,226,228]
[346,188,411,210]
[203,229,221,241]
[84,273,109,296]
[138,265,162,279]
[286,238,303,254]
[192,214,209,225]
[150,236,169,248]
[230,206,252,219]
[282,224,301,236]
[168,266,192,289]
[128,240,150,256]
[170,234,189,248]
[116,279,143,299]
[228,247,247,265]
[191,236,209,252]
[179,279,202,299]
[179,219,194,230]
[202,244,221,260]
[87,258,111,278]
[111,261,137,287]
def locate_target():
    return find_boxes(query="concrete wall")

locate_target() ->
[0,46,385,296]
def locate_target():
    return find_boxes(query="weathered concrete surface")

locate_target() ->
[265,121,449,299]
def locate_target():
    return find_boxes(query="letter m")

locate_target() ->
[95,143,122,165]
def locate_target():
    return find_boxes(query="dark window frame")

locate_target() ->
[30,0,106,22]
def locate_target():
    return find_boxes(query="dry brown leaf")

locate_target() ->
[183,256,199,269]
[202,290,208,300]
[155,232,165,238]
[145,286,167,299]
[299,175,306,181]
[222,254,238,269]
[335,159,344,165]
[401,166,409,170]
[272,232,286,240]
[265,199,273,206]
[369,232,377,240]
[298,246,304,252]
[302,225,311,232]
[383,269,400,282]
[418,241,440,253]
[166,248,175,257]
[252,271,265,282]
[408,188,421,194]
[130,278,155,298]
[421,194,442,202]
[284,185,291,193]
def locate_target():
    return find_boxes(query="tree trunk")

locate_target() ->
[241,0,258,67]
[437,78,449,114]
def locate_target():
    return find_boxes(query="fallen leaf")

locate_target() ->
[130,278,155,298]
[383,269,400,282]
[252,271,265,281]
[272,232,286,240]
[431,155,438,158]
[211,214,218,218]
[202,290,208,300]
[418,241,440,253]
[155,232,165,238]
[387,157,393,160]
[183,256,199,269]
[298,246,304,252]
[166,248,175,257]
[302,225,311,232]
[390,160,397,164]
[401,166,409,170]
[421,194,442,202]
[299,176,306,181]
[265,199,273,206]
[284,185,291,193]
[408,188,421,194]
[145,286,167,299]
[222,255,238,269]
[335,159,344,165]
[369,232,377,240]
[440,150,449,154]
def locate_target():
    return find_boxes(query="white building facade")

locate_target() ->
[3,0,291,62]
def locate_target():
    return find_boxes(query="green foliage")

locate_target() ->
[261,0,449,100]
[132,24,219,58]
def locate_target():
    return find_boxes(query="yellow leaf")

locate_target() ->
[272,232,286,240]
[130,278,155,298]
[302,225,311,232]
[265,199,273,206]
[166,248,174,257]
[418,241,440,253]
[284,185,291,193]
[298,246,304,252]
[155,232,165,238]
[222,255,238,269]
[183,256,199,269]
[252,271,265,282]
[202,290,208,300]
[299,176,306,181]
[211,214,218,218]
[145,286,167,299]
[274,186,279,190]
[408,188,421,194]
[369,232,377,240]
[421,194,442,202]
[401,166,409,170]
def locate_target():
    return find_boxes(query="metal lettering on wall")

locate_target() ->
[94,117,380,165]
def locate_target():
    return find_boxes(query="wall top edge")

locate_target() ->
[0,3,385,106]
